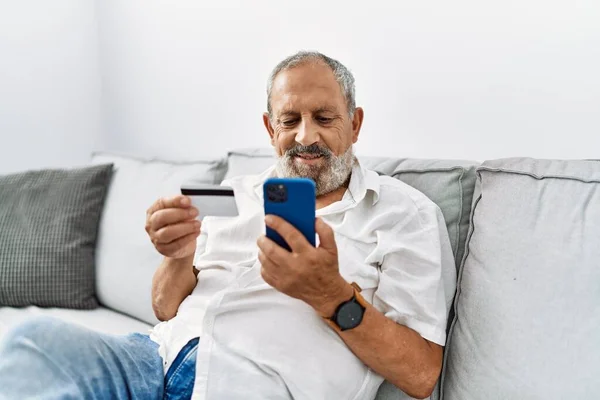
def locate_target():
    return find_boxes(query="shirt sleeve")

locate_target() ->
[371,203,456,346]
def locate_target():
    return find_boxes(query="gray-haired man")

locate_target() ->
[0,51,456,400]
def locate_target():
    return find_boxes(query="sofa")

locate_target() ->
[0,148,598,400]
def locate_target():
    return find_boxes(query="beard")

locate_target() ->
[275,144,356,196]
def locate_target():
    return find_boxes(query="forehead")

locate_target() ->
[270,62,345,113]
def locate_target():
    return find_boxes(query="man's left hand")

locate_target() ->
[257,215,353,317]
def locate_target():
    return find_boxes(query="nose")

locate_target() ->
[295,117,320,147]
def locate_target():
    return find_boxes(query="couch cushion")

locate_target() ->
[226,148,479,267]
[0,164,113,309]
[0,306,152,343]
[90,152,227,325]
[441,158,600,399]
[225,148,279,180]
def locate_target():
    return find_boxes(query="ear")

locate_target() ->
[263,113,276,145]
[351,107,364,144]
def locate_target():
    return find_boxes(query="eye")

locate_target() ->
[281,119,298,127]
[317,117,333,124]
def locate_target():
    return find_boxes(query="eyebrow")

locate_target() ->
[278,110,299,118]
[277,106,339,118]
[312,106,338,114]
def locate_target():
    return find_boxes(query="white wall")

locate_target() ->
[96,0,600,161]
[0,1,103,174]
[2,1,598,173]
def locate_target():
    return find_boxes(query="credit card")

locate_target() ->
[180,184,239,219]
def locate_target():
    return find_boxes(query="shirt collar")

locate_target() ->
[347,159,381,206]
[251,159,380,206]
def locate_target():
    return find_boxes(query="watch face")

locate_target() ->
[336,301,364,331]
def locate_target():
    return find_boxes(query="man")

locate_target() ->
[0,51,456,400]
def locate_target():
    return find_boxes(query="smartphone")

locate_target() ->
[263,178,316,251]
[180,183,239,220]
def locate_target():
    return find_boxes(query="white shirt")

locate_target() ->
[150,162,456,400]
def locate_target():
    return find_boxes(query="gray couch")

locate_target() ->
[1,148,598,399]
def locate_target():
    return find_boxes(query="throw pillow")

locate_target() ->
[0,164,113,309]
[90,152,228,325]
[225,148,479,269]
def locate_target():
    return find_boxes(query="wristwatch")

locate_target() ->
[325,282,368,332]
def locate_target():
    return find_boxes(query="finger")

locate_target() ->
[260,264,278,287]
[258,249,279,271]
[153,220,201,244]
[149,207,198,231]
[257,235,289,266]
[264,215,310,253]
[315,218,337,252]
[155,231,199,256]
[146,195,191,217]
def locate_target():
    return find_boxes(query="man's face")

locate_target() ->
[263,62,363,196]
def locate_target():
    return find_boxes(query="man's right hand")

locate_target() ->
[145,195,201,259]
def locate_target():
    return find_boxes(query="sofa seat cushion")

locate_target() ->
[0,306,152,344]
[441,158,600,399]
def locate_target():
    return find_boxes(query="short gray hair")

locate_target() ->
[266,51,356,118]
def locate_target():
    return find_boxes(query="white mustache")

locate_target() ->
[286,147,331,158]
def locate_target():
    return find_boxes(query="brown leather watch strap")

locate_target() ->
[350,282,369,309]
[324,282,367,332]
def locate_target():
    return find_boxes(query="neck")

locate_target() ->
[315,176,351,209]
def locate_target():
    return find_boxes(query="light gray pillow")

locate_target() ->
[224,148,278,180]
[441,158,600,399]
[0,164,113,309]
[226,148,478,268]
[90,152,227,325]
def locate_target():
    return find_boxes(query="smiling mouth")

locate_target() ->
[295,153,323,160]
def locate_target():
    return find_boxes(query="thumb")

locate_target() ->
[315,218,337,252]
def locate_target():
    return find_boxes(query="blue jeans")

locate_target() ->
[0,316,198,400]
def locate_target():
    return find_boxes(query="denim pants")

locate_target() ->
[0,316,198,400]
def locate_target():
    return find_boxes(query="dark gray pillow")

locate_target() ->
[0,164,113,309]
